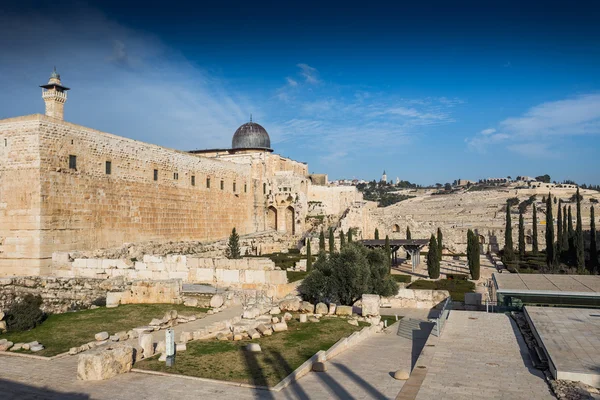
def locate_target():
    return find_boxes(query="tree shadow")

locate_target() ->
[330,362,388,400]
[0,378,90,399]
[270,350,311,400]
[240,348,275,399]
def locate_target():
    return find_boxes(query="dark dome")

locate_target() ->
[232,122,271,150]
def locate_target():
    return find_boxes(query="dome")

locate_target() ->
[232,122,272,150]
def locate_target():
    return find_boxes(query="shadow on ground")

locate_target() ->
[0,379,90,400]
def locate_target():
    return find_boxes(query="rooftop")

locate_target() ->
[494,273,600,295]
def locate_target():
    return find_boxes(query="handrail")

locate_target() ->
[431,296,452,337]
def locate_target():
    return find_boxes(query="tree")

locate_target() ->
[568,206,575,261]
[467,229,474,275]
[299,243,397,305]
[590,206,598,274]
[467,230,481,280]
[536,174,551,183]
[444,183,452,191]
[306,239,312,272]
[427,234,440,279]
[562,205,569,253]
[225,228,241,259]
[437,227,443,261]
[340,230,346,248]
[545,194,557,269]
[575,188,585,272]
[557,200,563,256]
[374,228,380,240]
[518,210,525,259]
[329,228,335,254]
[406,226,412,240]
[532,205,539,255]
[503,199,515,262]
[384,235,391,272]
[347,229,353,243]
[319,229,326,255]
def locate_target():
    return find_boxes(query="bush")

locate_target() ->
[445,273,468,281]
[288,248,300,255]
[6,294,46,332]
[407,279,475,302]
[391,275,412,283]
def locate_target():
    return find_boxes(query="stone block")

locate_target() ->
[300,301,314,313]
[315,302,328,315]
[77,346,134,381]
[106,292,124,308]
[139,334,154,357]
[279,297,300,311]
[361,294,380,317]
[210,294,224,308]
[336,305,353,316]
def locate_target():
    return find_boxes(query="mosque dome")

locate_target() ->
[232,121,272,150]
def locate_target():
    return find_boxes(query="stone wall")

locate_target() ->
[308,185,363,216]
[0,276,181,314]
[381,288,450,309]
[51,254,288,290]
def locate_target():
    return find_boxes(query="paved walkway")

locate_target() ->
[412,311,554,400]
[0,314,423,400]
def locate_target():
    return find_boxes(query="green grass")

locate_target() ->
[407,279,476,302]
[380,315,402,327]
[0,304,206,357]
[136,317,366,387]
[391,274,412,283]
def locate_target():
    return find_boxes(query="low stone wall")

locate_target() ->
[382,288,450,309]
[52,254,288,290]
[0,276,181,314]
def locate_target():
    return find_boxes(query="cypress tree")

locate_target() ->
[545,194,557,269]
[319,229,326,254]
[340,230,345,248]
[384,235,391,272]
[406,226,412,240]
[329,228,335,254]
[590,206,598,274]
[347,229,353,243]
[306,239,312,272]
[557,201,563,256]
[427,234,440,279]
[568,206,575,262]
[225,228,241,259]
[471,231,481,280]
[575,188,585,272]
[518,210,525,259]
[562,205,569,253]
[532,205,539,255]
[504,199,515,262]
[437,227,443,261]
[374,228,380,240]
[467,229,474,276]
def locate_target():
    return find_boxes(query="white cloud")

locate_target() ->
[466,93,600,156]
[296,63,320,84]
[286,77,298,87]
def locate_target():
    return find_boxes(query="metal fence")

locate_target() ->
[431,296,452,337]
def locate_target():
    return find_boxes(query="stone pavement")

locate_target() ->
[0,315,422,400]
[413,311,555,400]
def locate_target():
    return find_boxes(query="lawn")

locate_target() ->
[407,279,475,302]
[286,270,308,282]
[0,304,205,357]
[136,317,366,387]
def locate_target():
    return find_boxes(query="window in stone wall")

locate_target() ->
[263,182,267,194]
[233,182,236,192]
[220,180,224,190]
[174,172,179,180]
[154,169,158,181]
[206,177,211,188]
[105,161,112,175]
[244,183,247,193]
[69,155,77,170]
[191,175,195,186]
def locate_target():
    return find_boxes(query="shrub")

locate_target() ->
[6,294,46,332]
[445,273,468,281]
[391,275,412,283]
[288,248,301,255]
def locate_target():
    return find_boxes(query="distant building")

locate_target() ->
[516,176,535,182]
[455,179,474,187]
[381,170,387,182]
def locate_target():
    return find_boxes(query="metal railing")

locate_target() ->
[431,296,452,337]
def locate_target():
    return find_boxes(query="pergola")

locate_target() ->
[360,239,429,272]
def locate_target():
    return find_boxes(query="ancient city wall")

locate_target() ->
[0,117,44,275]
[308,185,363,216]
[0,276,181,314]
[0,114,268,276]
[51,254,288,290]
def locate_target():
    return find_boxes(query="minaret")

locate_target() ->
[40,67,70,120]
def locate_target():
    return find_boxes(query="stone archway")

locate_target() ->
[285,206,295,235]
[526,235,533,245]
[267,206,277,231]
[393,224,400,233]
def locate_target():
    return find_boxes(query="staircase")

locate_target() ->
[396,318,434,340]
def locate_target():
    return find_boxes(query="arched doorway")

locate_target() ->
[285,206,295,234]
[267,206,277,231]
[526,235,532,245]
[393,224,400,232]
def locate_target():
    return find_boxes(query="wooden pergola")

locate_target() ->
[360,239,429,272]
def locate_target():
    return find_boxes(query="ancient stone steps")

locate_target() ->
[396,317,431,340]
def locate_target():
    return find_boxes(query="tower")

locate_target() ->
[381,170,387,182]
[40,67,70,120]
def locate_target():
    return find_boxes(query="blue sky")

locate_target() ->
[1,0,599,184]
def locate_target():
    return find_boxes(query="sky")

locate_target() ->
[1,0,599,185]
